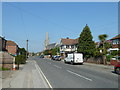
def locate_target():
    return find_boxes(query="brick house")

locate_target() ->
[0,37,14,69]
[60,37,79,57]
[108,34,120,51]
[6,40,18,56]
[0,36,7,51]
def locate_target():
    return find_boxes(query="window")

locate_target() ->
[71,45,74,49]
[113,39,119,45]
[66,45,69,49]
[61,45,64,49]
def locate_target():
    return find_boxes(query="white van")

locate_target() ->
[64,53,83,64]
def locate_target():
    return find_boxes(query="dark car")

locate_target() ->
[52,55,61,61]
[114,62,120,75]
[55,56,61,61]
[39,55,44,58]
[51,56,57,60]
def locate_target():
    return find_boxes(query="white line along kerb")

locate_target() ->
[34,61,53,89]
[67,70,92,81]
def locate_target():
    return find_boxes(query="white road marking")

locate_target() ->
[67,70,92,81]
[54,65,62,69]
[34,61,53,89]
[48,62,51,64]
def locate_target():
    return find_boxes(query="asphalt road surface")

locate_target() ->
[31,56,118,88]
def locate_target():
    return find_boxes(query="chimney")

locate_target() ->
[66,37,69,39]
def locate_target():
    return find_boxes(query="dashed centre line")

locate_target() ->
[67,70,92,81]
[43,60,92,81]
[54,65,62,69]
[47,62,51,64]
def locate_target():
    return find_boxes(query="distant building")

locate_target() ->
[46,43,59,50]
[60,37,79,57]
[0,36,7,51]
[6,40,18,56]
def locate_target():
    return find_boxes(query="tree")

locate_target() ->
[51,47,60,55]
[43,50,50,55]
[18,48,26,55]
[15,55,26,70]
[32,52,35,56]
[43,47,60,56]
[118,44,120,56]
[98,34,108,65]
[104,42,112,50]
[77,24,96,59]
[98,34,108,49]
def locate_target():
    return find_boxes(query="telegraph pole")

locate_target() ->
[26,39,29,59]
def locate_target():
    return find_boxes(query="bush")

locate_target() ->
[15,55,26,64]
[111,51,118,56]
[106,55,113,62]
[0,67,10,71]
[94,50,101,57]
[118,50,120,56]
[43,50,50,55]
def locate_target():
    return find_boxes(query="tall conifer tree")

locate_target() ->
[77,24,95,58]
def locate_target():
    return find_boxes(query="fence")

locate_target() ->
[0,52,14,69]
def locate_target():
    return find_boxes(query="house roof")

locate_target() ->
[111,34,120,40]
[61,38,79,45]
[47,43,56,47]
[6,40,17,46]
[0,36,6,40]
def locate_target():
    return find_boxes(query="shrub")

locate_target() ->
[15,55,26,64]
[106,55,113,62]
[111,50,118,56]
[0,67,10,71]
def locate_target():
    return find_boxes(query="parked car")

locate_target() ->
[114,62,120,75]
[52,55,61,61]
[64,53,83,65]
[51,55,57,60]
[39,55,44,58]
[55,56,61,61]
[111,56,120,60]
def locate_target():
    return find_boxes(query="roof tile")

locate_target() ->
[111,34,120,40]
[6,40,17,46]
[61,38,79,45]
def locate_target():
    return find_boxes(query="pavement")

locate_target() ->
[83,62,114,70]
[2,59,51,88]
[34,57,118,88]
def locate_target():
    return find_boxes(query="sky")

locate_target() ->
[2,2,118,53]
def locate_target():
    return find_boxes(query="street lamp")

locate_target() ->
[26,39,29,59]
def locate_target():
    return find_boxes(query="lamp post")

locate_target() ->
[26,39,28,59]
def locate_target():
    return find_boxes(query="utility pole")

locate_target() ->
[26,39,29,59]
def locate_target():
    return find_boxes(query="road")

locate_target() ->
[32,56,118,88]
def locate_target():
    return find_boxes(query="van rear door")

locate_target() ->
[74,53,83,63]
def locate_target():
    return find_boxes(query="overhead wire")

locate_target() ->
[18,3,28,40]
[5,3,73,32]
[5,3,118,42]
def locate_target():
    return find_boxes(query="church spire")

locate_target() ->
[44,32,49,50]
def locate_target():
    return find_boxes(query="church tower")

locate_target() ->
[44,32,49,50]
